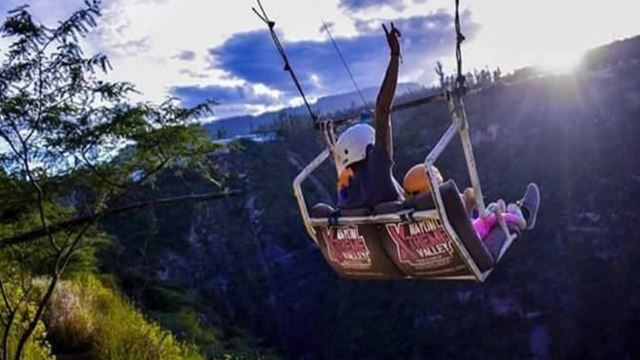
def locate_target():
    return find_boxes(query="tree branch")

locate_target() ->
[2,310,16,360]
[0,277,12,314]
[0,190,242,248]
[4,116,62,253]
[14,267,59,360]
[79,150,127,189]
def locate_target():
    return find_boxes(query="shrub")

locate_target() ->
[47,281,95,350]
[45,275,204,360]
[0,279,55,360]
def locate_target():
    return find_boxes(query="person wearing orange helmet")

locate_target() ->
[402,163,443,197]
[402,164,476,217]
[402,164,539,240]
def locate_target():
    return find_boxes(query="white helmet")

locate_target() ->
[334,124,375,174]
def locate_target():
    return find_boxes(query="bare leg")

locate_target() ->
[461,187,477,218]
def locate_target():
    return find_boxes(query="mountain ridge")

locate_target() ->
[201,34,640,140]
[203,82,424,138]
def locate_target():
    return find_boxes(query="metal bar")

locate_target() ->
[413,275,478,281]
[308,209,440,226]
[491,202,518,263]
[455,96,487,215]
[391,93,446,112]
[419,95,486,282]
[496,233,518,262]
[428,174,485,281]
[325,92,446,127]
[478,269,492,282]
[325,86,485,128]
[425,122,460,166]
[292,149,330,244]
[494,204,511,239]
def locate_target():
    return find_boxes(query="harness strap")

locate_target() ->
[328,210,341,226]
[399,209,416,223]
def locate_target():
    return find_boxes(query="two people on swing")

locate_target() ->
[331,23,540,242]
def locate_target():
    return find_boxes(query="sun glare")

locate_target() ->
[536,49,584,73]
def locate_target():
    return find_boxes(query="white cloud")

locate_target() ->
[83,0,371,105]
[2,0,640,117]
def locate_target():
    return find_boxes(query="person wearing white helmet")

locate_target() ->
[335,23,404,209]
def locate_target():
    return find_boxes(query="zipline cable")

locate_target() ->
[252,0,318,123]
[252,0,471,128]
[318,17,369,109]
[454,0,466,95]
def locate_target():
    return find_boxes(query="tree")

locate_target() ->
[493,66,502,83]
[0,3,230,358]
[435,61,446,90]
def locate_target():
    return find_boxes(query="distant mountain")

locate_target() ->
[203,35,640,140]
[203,82,424,138]
[312,83,423,114]
[581,34,640,70]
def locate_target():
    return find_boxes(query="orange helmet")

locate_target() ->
[403,164,443,196]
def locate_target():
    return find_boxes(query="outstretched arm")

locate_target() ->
[375,23,401,158]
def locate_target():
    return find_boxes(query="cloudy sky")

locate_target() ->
[1,0,639,119]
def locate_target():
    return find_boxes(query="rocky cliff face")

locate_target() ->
[105,57,640,359]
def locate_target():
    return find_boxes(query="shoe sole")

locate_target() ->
[521,183,540,230]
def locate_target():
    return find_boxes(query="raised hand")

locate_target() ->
[382,22,401,56]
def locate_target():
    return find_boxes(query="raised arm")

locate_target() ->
[375,23,401,158]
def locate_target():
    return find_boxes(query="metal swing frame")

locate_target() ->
[292,92,518,282]
[252,0,518,281]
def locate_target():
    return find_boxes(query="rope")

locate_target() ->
[252,0,318,122]
[454,0,466,95]
[319,19,369,109]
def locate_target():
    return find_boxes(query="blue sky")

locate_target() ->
[1,0,639,120]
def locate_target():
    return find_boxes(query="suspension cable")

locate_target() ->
[252,0,469,126]
[319,18,369,109]
[252,0,318,122]
[454,0,466,95]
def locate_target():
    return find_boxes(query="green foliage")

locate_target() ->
[154,308,222,355]
[0,2,217,186]
[0,278,55,360]
[153,303,279,359]
[0,2,222,358]
[46,275,204,360]
[0,196,104,277]
[0,0,219,249]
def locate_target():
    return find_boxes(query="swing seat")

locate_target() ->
[309,180,515,280]
[293,93,523,282]
[374,180,498,279]
[310,204,404,279]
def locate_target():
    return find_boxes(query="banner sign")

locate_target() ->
[385,219,461,271]
[320,226,372,269]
